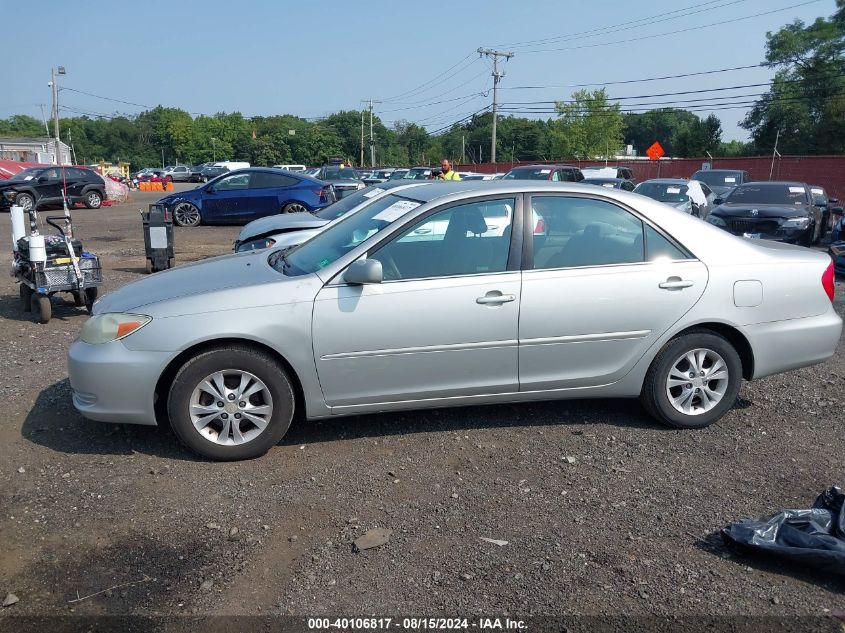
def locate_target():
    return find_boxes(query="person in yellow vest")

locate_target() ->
[439,159,461,181]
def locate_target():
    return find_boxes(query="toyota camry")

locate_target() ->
[68,181,841,460]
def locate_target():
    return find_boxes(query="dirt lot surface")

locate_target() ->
[0,185,843,632]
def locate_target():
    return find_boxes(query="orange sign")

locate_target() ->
[646,141,665,161]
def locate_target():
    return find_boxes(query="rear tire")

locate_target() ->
[167,346,295,461]
[31,293,51,324]
[84,287,98,314]
[282,202,308,214]
[84,190,103,209]
[20,284,33,312]
[640,331,742,429]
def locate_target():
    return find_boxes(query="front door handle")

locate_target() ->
[659,276,694,290]
[476,292,516,305]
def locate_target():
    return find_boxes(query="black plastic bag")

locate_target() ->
[722,486,845,576]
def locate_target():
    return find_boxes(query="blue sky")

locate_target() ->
[1,0,835,141]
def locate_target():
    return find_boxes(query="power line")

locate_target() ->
[426,107,491,136]
[491,0,748,50]
[378,53,479,103]
[517,0,823,53]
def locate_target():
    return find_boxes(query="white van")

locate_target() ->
[272,164,306,172]
[212,161,250,171]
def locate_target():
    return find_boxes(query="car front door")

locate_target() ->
[519,194,708,391]
[202,172,252,223]
[32,167,63,206]
[312,197,522,409]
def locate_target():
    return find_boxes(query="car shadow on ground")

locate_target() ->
[695,531,845,593]
[25,379,751,460]
[112,266,149,275]
[0,291,88,324]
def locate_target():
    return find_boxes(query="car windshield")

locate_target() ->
[320,168,359,181]
[584,178,619,187]
[503,167,553,180]
[725,184,808,205]
[633,182,690,203]
[403,169,431,180]
[389,170,408,180]
[272,193,424,276]
[9,167,45,181]
[315,187,383,221]
[691,171,743,186]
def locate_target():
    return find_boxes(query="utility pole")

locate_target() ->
[361,99,381,168]
[461,135,465,164]
[477,48,513,166]
[50,66,66,164]
[360,111,365,167]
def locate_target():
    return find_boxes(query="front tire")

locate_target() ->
[31,293,51,324]
[15,193,34,212]
[173,202,201,227]
[84,190,103,209]
[167,346,295,460]
[640,331,742,429]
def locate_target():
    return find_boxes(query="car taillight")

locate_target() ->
[822,260,835,302]
[316,185,335,204]
[534,217,546,234]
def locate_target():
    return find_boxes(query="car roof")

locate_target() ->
[583,177,625,183]
[638,178,691,185]
[694,168,744,173]
[394,179,661,203]
[744,181,806,187]
[511,164,579,170]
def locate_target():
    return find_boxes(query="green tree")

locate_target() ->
[550,89,624,160]
[742,0,845,153]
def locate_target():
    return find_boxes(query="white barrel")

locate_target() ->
[10,205,26,251]
[28,233,47,264]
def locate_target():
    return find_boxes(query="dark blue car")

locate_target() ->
[160,168,335,227]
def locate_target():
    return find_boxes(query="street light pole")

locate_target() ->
[50,66,66,164]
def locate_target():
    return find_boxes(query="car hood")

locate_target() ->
[709,185,736,196]
[94,250,281,313]
[711,203,810,218]
[237,212,327,242]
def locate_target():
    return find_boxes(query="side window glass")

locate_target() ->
[250,172,297,188]
[371,199,514,281]
[530,196,644,270]
[623,181,635,191]
[645,224,690,261]
[215,173,250,190]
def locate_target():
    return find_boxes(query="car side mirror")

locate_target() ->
[344,259,383,285]
[37,176,49,183]
[829,197,839,204]
[205,186,215,194]
[714,197,724,205]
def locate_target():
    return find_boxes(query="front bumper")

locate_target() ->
[68,338,172,425]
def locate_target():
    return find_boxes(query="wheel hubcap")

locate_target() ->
[174,203,199,226]
[189,370,273,445]
[89,193,100,205]
[285,203,306,213]
[18,196,32,211]
[666,348,729,416]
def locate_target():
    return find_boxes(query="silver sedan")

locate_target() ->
[68,181,841,460]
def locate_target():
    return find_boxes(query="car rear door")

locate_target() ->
[247,172,301,221]
[312,196,522,408]
[202,172,252,223]
[518,194,707,391]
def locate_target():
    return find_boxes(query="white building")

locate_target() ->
[0,136,71,165]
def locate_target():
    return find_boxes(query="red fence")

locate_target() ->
[456,155,845,201]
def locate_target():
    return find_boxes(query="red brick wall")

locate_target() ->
[456,155,845,202]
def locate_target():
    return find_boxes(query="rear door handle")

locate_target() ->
[476,292,516,305]
[659,277,694,290]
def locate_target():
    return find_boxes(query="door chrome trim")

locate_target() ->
[321,339,519,360]
[519,330,651,347]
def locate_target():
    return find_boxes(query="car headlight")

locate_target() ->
[80,313,152,344]
[782,217,810,229]
[706,215,727,227]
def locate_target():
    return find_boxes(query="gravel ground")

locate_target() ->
[0,186,843,632]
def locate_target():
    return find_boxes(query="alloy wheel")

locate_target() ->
[665,348,729,415]
[188,369,274,446]
[283,203,308,214]
[173,202,200,227]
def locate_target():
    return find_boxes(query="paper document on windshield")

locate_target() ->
[666,187,681,194]
[789,186,805,193]
[373,200,421,222]
[363,187,384,198]
[724,177,736,183]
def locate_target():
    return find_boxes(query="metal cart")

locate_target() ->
[141,203,175,273]
[15,216,103,324]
